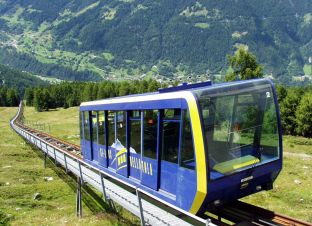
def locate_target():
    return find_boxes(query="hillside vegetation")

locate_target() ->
[0,64,47,93]
[0,0,312,82]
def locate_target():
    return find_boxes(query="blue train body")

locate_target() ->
[79,79,282,215]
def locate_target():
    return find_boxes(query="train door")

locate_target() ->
[107,111,116,170]
[159,109,180,195]
[98,111,108,167]
[116,111,128,177]
[82,111,92,160]
[90,111,98,162]
[129,110,142,181]
[141,110,158,189]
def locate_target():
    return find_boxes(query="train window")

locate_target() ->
[83,111,90,141]
[91,111,97,143]
[164,109,181,120]
[130,110,140,119]
[180,110,195,170]
[195,81,280,177]
[116,111,126,146]
[130,115,141,154]
[79,112,83,140]
[107,111,115,146]
[162,109,181,164]
[143,110,158,159]
[98,111,105,145]
[260,96,279,159]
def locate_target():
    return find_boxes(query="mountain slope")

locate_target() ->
[0,0,311,82]
[0,64,47,93]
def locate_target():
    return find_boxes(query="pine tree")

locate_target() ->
[280,89,302,135]
[33,89,43,112]
[6,88,19,106]
[24,87,34,106]
[296,92,312,137]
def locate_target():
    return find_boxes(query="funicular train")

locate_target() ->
[79,79,282,215]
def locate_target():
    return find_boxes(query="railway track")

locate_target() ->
[11,104,312,226]
[210,200,312,226]
[14,104,81,158]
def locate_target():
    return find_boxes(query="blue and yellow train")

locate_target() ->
[79,79,282,215]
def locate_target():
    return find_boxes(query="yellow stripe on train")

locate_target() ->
[185,93,207,214]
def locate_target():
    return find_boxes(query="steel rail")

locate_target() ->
[211,200,312,226]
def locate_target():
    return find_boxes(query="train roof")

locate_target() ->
[80,78,273,107]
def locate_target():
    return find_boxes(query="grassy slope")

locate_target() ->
[6,106,312,223]
[23,107,80,145]
[0,107,139,225]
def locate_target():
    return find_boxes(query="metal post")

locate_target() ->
[44,143,48,153]
[39,140,43,151]
[78,160,84,185]
[53,148,57,165]
[64,153,68,173]
[76,177,82,218]
[100,173,108,202]
[136,189,145,226]
[44,153,47,168]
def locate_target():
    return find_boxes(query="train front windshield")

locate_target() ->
[194,80,280,179]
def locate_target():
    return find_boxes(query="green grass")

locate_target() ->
[23,107,80,145]
[0,107,139,225]
[242,155,312,222]
[5,106,312,224]
[303,64,312,76]
[242,135,312,223]
[194,23,210,29]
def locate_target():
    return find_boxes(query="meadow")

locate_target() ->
[1,106,311,224]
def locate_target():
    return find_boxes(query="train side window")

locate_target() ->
[164,109,181,120]
[116,111,126,146]
[161,109,181,163]
[79,112,83,140]
[98,111,105,145]
[130,110,140,118]
[107,111,115,146]
[83,111,90,141]
[143,110,158,159]
[91,111,97,143]
[130,111,141,154]
[180,110,195,170]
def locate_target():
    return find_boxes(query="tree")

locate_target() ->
[147,79,160,92]
[34,88,50,111]
[0,87,7,106]
[33,89,44,112]
[6,88,19,106]
[275,85,287,103]
[24,87,34,106]
[225,47,263,82]
[119,81,130,96]
[295,92,312,137]
[280,89,302,135]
